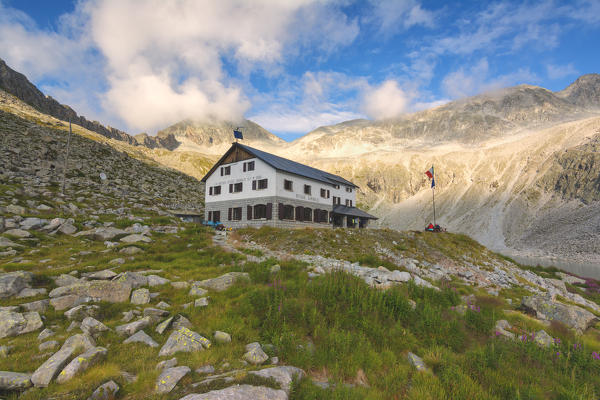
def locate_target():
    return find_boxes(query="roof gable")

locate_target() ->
[201,142,358,188]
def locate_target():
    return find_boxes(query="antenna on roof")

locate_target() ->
[233,127,243,143]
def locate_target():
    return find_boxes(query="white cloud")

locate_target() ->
[442,58,538,98]
[362,80,411,120]
[368,0,435,35]
[547,63,578,80]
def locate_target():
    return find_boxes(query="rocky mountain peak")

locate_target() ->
[556,73,600,108]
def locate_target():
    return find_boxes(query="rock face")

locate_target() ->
[0,271,32,298]
[159,327,211,357]
[197,272,250,292]
[521,294,598,333]
[179,384,288,400]
[0,311,43,338]
[155,366,190,394]
[0,371,32,391]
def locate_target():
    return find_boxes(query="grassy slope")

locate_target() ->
[1,211,600,399]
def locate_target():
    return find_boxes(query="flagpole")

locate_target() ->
[432,184,436,226]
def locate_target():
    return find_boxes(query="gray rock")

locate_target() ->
[53,274,82,287]
[58,223,77,235]
[196,272,250,292]
[243,345,269,365]
[38,328,55,341]
[76,227,127,241]
[6,204,26,215]
[155,366,190,394]
[122,310,135,322]
[131,288,151,305]
[81,317,109,336]
[41,218,64,232]
[120,246,143,255]
[389,270,412,282]
[270,264,281,273]
[171,315,192,331]
[116,317,152,336]
[0,345,11,357]
[112,271,148,289]
[4,228,32,238]
[195,297,209,307]
[109,257,125,265]
[148,274,170,287]
[20,298,49,313]
[213,331,231,344]
[20,217,45,230]
[51,295,92,311]
[65,305,100,321]
[248,366,305,393]
[49,281,132,303]
[171,281,189,289]
[156,301,171,309]
[179,384,287,400]
[39,341,60,351]
[195,365,214,375]
[67,321,80,332]
[158,327,211,357]
[407,352,429,372]
[157,358,178,370]
[120,234,152,244]
[534,330,554,348]
[17,287,46,298]
[0,371,32,391]
[156,316,174,334]
[31,344,79,387]
[494,320,515,340]
[87,380,119,400]
[0,311,43,338]
[521,294,598,333]
[0,271,33,298]
[123,330,159,347]
[87,270,118,280]
[0,237,21,248]
[56,346,107,383]
[189,285,208,297]
[143,307,169,320]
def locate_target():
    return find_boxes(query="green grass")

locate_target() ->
[2,222,600,399]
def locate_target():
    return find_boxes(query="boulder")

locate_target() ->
[155,366,190,394]
[0,371,32,391]
[248,366,305,394]
[494,320,515,340]
[213,331,231,344]
[6,204,26,215]
[196,272,250,292]
[131,288,151,305]
[195,297,209,307]
[20,218,45,230]
[17,287,46,298]
[4,229,32,238]
[51,295,92,311]
[120,234,152,244]
[521,294,598,333]
[21,299,49,313]
[53,274,82,287]
[157,358,178,370]
[39,341,60,352]
[86,270,118,280]
[243,344,269,365]
[0,271,33,298]
[81,317,109,336]
[116,317,152,337]
[0,311,43,338]
[189,285,208,297]
[389,270,411,282]
[112,271,148,289]
[38,328,55,341]
[49,281,132,303]
[56,347,107,383]
[148,275,170,287]
[156,316,174,335]
[0,237,21,248]
[158,327,211,357]
[87,380,119,400]
[120,246,142,255]
[179,385,287,400]
[76,227,127,241]
[407,352,429,372]
[123,330,159,347]
[58,223,77,235]
[65,305,100,321]
[534,330,554,348]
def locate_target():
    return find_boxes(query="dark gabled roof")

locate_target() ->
[333,205,378,219]
[201,142,358,188]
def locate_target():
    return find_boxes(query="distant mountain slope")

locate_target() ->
[0,58,137,145]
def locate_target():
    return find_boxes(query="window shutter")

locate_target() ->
[252,180,256,190]
[243,163,246,172]
[298,206,304,221]
[327,190,330,198]
[313,209,318,222]
[278,203,284,220]
[266,203,272,220]
[264,179,268,188]
[208,211,212,221]
[228,208,232,221]
[247,205,252,220]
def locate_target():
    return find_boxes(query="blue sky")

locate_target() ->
[0,0,598,141]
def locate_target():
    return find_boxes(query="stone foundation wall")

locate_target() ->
[205,196,333,229]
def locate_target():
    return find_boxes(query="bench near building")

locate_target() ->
[201,143,377,229]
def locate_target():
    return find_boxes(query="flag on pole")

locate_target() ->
[431,176,435,188]
[233,129,243,140]
[425,166,434,179]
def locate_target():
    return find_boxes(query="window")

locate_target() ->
[320,188,330,198]
[280,204,294,220]
[243,161,255,172]
[232,207,242,220]
[304,184,311,195]
[253,204,267,219]
[346,186,352,193]
[333,196,341,205]
[303,207,312,221]
[220,166,231,176]
[334,184,340,189]
[229,182,243,193]
[253,179,268,190]
[345,199,353,207]
[284,179,293,191]
[208,210,220,222]
[314,209,328,223]
[209,185,221,195]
